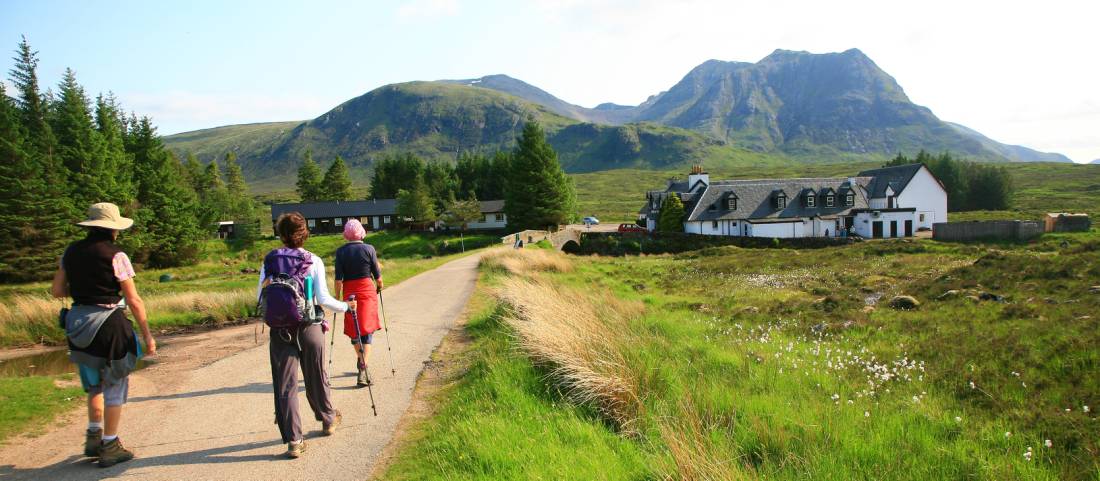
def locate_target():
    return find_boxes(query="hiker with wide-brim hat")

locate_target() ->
[257,212,349,459]
[333,219,383,387]
[51,202,156,468]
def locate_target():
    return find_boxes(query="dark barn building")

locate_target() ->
[270,199,398,235]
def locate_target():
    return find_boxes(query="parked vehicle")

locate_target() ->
[583,216,600,225]
[618,223,646,233]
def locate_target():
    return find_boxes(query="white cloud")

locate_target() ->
[396,0,460,19]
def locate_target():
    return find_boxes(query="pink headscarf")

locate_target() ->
[343,219,366,241]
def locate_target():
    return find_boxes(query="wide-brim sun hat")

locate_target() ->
[76,202,134,230]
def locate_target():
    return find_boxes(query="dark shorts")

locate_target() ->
[350,333,373,345]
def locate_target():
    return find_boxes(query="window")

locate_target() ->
[825,195,835,207]
[845,194,854,206]
[307,219,316,228]
[727,198,737,210]
[712,221,718,229]
[479,214,487,222]
[383,216,391,224]
[777,195,787,209]
[806,195,816,208]
[919,213,925,222]
[335,217,344,227]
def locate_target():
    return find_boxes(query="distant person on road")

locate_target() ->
[333,219,383,388]
[51,202,156,468]
[258,212,349,459]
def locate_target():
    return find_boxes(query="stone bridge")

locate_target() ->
[500,227,583,251]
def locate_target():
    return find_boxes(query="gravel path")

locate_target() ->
[0,252,482,480]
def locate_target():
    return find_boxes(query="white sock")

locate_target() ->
[88,421,103,431]
[290,439,302,445]
[102,434,118,443]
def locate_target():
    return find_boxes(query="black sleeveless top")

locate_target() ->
[62,230,124,306]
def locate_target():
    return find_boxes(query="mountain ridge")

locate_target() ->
[164,49,1072,184]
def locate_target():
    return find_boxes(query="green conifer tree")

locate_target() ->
[657,194,686,233]
[322,155,352,201]
[296,149,324,201]
[395,175,437,227]
[94,93,134,204]
[182,152,204,194]
[125,117,205,266]
[52,68,111,207]
[503,121,576,230]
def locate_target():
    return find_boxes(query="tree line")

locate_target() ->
[295,121,576,232]
[885,150,1014,211]
[0,38,258,281]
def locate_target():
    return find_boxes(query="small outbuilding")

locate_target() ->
[1044,213,1091,233]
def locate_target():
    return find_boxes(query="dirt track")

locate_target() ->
[0,252,482,480]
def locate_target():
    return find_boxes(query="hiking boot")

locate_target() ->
[285,440,307,459]
[97,438,134,468]
[322,410,342,436]
[356,367,371,387]
[84,428,102,457]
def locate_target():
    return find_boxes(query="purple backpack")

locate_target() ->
[258,248,314,328]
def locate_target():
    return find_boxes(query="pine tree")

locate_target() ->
[0,81,74,281]
[182,152,204,193]
[222,151,247,200]
[125,117,205,266]
[657,194,686,232]
[94,93,134,204]
[52,68,111,207]
[322,155,352,201]
[296,149,323,201]
[10,37,57,165]
[503,121,576,230]
[369,152,424,199]
[395,175,437,227]
[423,160,457,211]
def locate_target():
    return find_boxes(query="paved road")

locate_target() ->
[0,253,482,481]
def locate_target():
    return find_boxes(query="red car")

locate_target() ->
[618,223,646,233]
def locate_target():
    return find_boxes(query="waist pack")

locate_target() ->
[258,248,320,329]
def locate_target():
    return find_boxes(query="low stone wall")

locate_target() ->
[568,232,856,256]
[933,220,1043,242]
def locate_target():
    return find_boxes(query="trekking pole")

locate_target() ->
[328,312,337,367]
[349,295,378,417]
[377,288,397,376]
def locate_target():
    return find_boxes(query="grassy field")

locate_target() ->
[385,232,1099,480]
[0,230,498,347]
[573,161,1100,224]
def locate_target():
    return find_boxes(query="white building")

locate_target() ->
[640,164,947,239]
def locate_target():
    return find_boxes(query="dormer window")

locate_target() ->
[845,193,854,206]
[825,195,835,207]
[727,197,737,210]
[774,191,787,209]
[806,195,816,208]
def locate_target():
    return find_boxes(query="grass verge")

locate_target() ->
[0,375,83,443]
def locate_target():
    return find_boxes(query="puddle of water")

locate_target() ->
[0,349,155,378]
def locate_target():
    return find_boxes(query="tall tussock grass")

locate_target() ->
[0,289,255,346]
[495,274,645,433]
[480,248,574,275]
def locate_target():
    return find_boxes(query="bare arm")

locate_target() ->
[51,267,69,298]
[120,278,156,355]
[334,280,343,302]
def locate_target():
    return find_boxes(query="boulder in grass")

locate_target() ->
[1089,286,1100,294]
[889,295,920,310]
[936,290,961,300]
[159,274,174,283]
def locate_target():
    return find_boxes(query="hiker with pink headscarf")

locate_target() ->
[332,219,383,387]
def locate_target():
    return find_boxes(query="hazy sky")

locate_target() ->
[2,0,1097,162]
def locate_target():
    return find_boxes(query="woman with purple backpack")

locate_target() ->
[257,212,351,459]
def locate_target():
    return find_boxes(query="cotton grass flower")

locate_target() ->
[954,416,962,422]
[1005,431,1012,438]
[1084,405,1090,413]
[1044,439,1053,448]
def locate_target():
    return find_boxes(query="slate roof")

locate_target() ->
[270,200,398,220]
[271,199,506,220]
[479,200,506,213]
[684,178,871,222]
[856,163,925,198]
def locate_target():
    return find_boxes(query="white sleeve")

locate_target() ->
[311,255,349,313]
[256,264,266,301]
